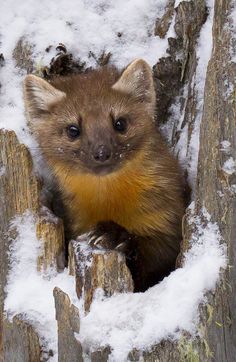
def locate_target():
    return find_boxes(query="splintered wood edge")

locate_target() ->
[0,130,65,359]
[3,315,42,361]
[69,240,134,312]
[53,287,83,361]
[0,129,40,214]
[36,212,65,272]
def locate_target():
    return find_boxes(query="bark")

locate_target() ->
[54,288,83,362]
[0,131,66,359]
[0,130,40,357]
[36,213,65,272]
[153,0,207,131]
[142,0,236,360]
[72,239,133,312]
[194,0,236,359]
[3,316,41,362]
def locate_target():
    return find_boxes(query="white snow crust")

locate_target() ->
[229,0,236,62]
[222,157,236,175]
[174,0,191,6]
[4,212,79,361]
[0,0,171,148]
[0,166,6,177]
[5,208,226,361]
[78,206,226,361]
[165,0,215,191]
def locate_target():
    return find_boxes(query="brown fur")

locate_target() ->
[24,59,185,291]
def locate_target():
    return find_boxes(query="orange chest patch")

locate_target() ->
[56,164,157,232]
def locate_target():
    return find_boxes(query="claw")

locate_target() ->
[88,234,98,245]
[115,242,127,252]
[93,236,104,246]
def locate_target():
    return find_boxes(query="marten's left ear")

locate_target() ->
[112,59,155,107]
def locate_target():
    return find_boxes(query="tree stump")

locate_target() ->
[71,239,134,312]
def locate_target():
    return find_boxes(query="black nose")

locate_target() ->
[93,145,111,163]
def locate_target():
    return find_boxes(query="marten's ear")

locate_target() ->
[24,75,66,120]
[112,59,155,106]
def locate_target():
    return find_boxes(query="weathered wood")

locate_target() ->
[0,130,40,217]
[71,239,134,312]
[13,38,34,74]
[193,0,236,360]
[36,212,65,272]
[0,130,66,360]
[54,287,83,362]
[3,315,41,362]
[155,0,175,39]
[90,347,111,362]
[141,0,236,360]
[153,0,207,130]
[0,130,40,356]
[54,287,114,361]
[68,240,76,277]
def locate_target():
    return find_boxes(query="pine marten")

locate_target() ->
[24,59,185,291]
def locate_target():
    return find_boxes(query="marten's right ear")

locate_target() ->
[24,75,66,120]
[112,59,155,109]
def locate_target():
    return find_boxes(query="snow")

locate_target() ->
[4,207,226,362]
[0,0,214,177]
[230,184,236,194]
[4,212,79,361]
[77,206,227,361]
[166,88,189,168]
[164,0,215,191]
[229,1,236,62]
[0,166,6,177]
[0,0,171,147]
[221,140,231,151]
[223,79,234,100]
[1,0,169,67]
[187,0,215,188]
[222,157,236,175]
[174,0,191,6]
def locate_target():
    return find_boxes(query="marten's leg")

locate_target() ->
[126,234,180,292]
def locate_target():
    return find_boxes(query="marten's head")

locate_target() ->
[24,59,156,176]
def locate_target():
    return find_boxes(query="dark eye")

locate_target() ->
[113,117,127,133]
[66,124,80,139]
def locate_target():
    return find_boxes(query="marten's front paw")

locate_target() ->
[87,221,132,253]
[88,232,117,250]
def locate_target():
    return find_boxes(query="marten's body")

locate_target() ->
[24,59,185,291]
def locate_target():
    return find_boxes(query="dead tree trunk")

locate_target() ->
[194,0,236,359]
